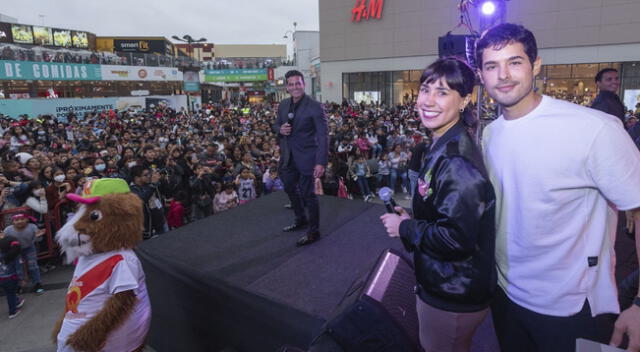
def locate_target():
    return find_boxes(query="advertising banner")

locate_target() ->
[100,65,182,81]
[0,60,102,81]
[183,70,200,92]
[204,68,268,82]
[53,29,72,47]
[33,26,53,45]
[0,97,116,119]
[0,23,13,43]
[114,39,167,54]
[72,31,89,48]
[0,95,189,119]
[11,24,33,44]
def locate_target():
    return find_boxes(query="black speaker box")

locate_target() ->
[438,34,477,68]
[310,249,420,352]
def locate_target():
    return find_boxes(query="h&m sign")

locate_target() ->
[351,0,384,22]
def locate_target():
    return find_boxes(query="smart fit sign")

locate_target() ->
[351,0,384,22]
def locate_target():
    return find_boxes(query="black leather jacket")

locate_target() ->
[399,122,496,313]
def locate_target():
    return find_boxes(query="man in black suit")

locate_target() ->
[274,70,328,246]
[591,68,625,125]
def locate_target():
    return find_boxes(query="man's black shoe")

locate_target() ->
[283,220,308,232]
[296,231,320,246]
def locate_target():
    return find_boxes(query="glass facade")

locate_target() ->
[343,62,640,109]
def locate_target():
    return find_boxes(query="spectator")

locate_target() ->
[235,167,257,205]
[3,213,45,295]
[389,144,409,193]
[15,181,48,215]
[190,165,215,220]
[166,191,186,230]
[45,168,71,211]
[214,183,238,213]
[263,168,284,194]
[129,166,167,239]
[0,233,24,318]
[348,153,374,201]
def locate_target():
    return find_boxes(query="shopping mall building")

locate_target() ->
[319,0,640,110]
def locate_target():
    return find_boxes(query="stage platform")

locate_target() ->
[137,192,500,352]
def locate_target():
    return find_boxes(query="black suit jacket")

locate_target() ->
[274,95,329,175]
[591,90,626,124]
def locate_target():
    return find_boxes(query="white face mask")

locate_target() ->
[33,189,45,197]
[127,161,137,168]
[54,174,65,183]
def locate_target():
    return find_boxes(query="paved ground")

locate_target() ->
[0,265,73,352]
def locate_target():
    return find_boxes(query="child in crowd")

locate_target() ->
[376,153,391,189]
[3,213,45,295]
[214,183,238,213]
[0,232,24,318]
[167,191,186,230]
[349,153,374,201]
[264,168,284,194]
[235,167,256,205]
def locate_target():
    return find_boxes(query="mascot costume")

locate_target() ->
[52,178,151,352]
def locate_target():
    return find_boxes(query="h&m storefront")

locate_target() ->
[320,0,640,109]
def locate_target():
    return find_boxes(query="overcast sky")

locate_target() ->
[4,0,319,47]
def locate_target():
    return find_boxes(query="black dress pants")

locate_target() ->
[492,287,617,352]
[280,159,319,232]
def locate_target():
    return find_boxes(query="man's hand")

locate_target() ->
[610,305,640,351]
[35,229,46,237]
[380,207,411,237]
[313,165,325,179]
[280,123,292,136]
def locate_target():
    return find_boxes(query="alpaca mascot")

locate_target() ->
[53,178,151,352]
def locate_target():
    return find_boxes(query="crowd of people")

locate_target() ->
[0,99,429,240]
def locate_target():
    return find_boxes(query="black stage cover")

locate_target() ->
[137,192,405,352]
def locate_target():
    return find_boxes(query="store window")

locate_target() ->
[621,62,640,112]
[536,62,622,106]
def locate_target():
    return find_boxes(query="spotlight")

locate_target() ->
[480,1,496,15]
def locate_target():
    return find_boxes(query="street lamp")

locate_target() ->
[172,34,207,61]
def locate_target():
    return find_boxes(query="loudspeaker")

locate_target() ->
[438,34,477,69]
[310,249,419,352]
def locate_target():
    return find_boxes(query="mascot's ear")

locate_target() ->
[90,193,144,252]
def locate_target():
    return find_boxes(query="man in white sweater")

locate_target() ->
[479,23,640,351]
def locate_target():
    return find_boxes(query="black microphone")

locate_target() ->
[378,187,399,214]
[287,112,294,124]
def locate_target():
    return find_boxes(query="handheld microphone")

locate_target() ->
[287,112,294,123]
[378,187,399,214]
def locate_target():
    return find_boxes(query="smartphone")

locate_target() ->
[59,186,66,193]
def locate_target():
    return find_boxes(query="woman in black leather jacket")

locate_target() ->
[381,57,496,352]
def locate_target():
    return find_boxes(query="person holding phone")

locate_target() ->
[45,168,71,211]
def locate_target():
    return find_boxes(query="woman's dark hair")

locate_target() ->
[50,167,64,178]
[420,57,477,129]
[64,158,80,169]
[39,165,54,181]
[475,23,537,69]
[129,165,147,179]
[420,57,476,97]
